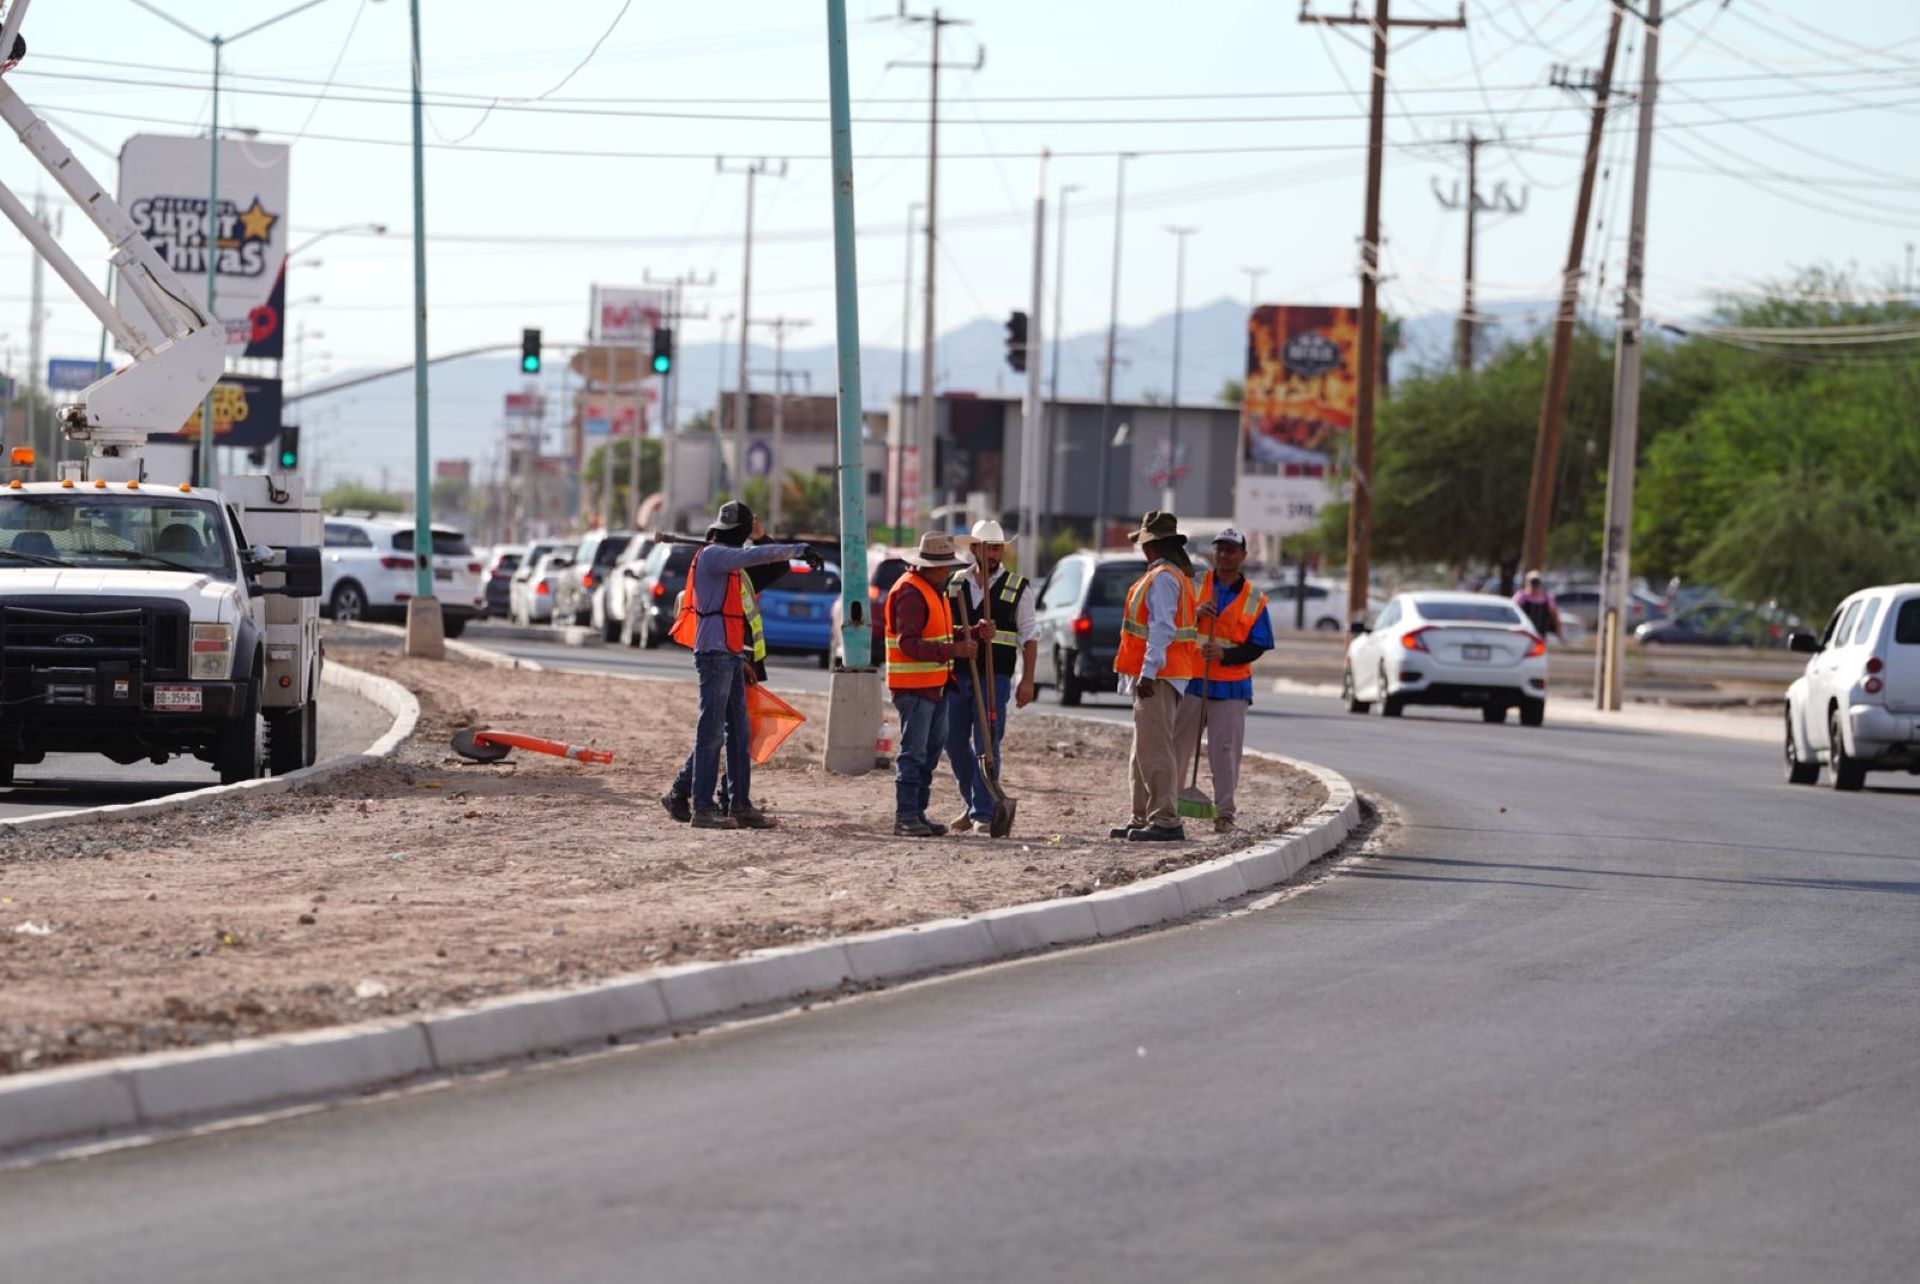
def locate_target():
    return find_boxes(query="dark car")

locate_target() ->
[758,559,842,669]
[482,544,525,618]
[624,541,697,648]
[1034,551,1148,705]
[553,529,633,630]
[1633,600,1792,648]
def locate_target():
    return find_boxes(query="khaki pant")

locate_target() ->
[1173,694,1249,821]
[1128,683,1183,830]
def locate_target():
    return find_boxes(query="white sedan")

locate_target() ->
[1343,591,1549,725]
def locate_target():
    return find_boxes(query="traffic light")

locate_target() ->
[520,327,542,374]
[651,326,674,375]
[1004,310,1028,373]
[276,425,300,471]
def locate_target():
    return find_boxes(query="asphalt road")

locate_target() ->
[0,678,394,819]
[6,623,1918,1281]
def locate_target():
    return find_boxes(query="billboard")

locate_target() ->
[47,358,110,392]
[1236,305,1366,534]
[153,375,284,449]
[118,134,290,360]
[591,286,666,346]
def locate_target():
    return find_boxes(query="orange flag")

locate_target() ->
[745,684,807,764]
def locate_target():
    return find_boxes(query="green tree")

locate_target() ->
[684,408,716,435]
[323,483,405,513]
[582,438,662,526]
[728,469,837,536]
[1218,379,1243,406]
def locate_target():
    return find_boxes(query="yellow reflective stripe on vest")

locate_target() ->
[1121,618,1149,638]
[740,579,766,662]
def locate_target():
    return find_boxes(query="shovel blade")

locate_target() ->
[989,795,1017,839]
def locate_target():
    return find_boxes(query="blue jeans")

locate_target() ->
[945,669,1012,823]
[677,652,751,815]
[892,692,949,823]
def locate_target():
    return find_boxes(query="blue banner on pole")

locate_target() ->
[47,358,110,392]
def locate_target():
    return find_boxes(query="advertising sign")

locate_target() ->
[1235,474,1338,538]
[154,375,284,448]
[47,358,110,391]
[591,286,667,347]
[1241,305,1366,468]
[118,134,291,359]
[504,392,546,420]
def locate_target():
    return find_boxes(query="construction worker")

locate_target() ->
[659,501,818,830]
[1174,527,1274,834]
[884,530,993,837]
[1112,511,1202,842]
[944,518,1037,834]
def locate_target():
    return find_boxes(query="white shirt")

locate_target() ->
[955,567,1039,646]
[1116,562,1180,695]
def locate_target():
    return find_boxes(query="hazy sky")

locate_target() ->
[1,0,1915,398]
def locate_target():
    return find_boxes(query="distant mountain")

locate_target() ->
[301,295,1558,490]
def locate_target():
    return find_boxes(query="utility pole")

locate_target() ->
[718,156,786,501]
[27,191,45,463]
[1522,12,1626,574]
[892,5,982,532]
[896,199,922,532]
[1241,265,1267,317]
[1432,130,1527,374]
[1596,0,1661,712]
[1040,182,1080,562]
[1019,151,1048,575]
[1095,152,1136,548]
[751,316,812,533]
[1163,225,1197,514]
[645,269,716,531]
[1301,0,1466,626]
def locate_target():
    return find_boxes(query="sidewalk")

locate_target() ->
[1272,679,1774,747]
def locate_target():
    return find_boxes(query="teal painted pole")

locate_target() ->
[200,37,221,490]
[409,0,433,601]
[824,0,871,668]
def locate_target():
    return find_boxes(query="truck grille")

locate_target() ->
[0,603,189,677]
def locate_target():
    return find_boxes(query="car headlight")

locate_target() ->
[191,622,234,679]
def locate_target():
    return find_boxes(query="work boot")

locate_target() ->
[949,813,976,834]
[731,807,779,830]
[1127,824,1187,843]
[919,816,950,837]
[1109,822,1145,840]
[659,791,691,823]
[691,811,738,830]
[1214,817,1235,834]
[893,816,936,838]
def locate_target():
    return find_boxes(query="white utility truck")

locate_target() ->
[0,1,324,786]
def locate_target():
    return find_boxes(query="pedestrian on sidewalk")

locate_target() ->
[884,531,993,838]
[944,518,1038,834]
[1513,570,1562,642]
[1174,527,1274,834]
[1111,511,1202,843]
[659,501,817,830]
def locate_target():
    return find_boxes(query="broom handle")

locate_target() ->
[1188,607,1216,790]
[960,586,998,775]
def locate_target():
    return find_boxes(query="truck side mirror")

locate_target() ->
[255,545,323,599]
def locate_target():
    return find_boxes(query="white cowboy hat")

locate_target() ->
[955,518,1007,554]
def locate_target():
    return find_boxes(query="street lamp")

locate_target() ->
[1094,152,1136,550]
[1164,225,1197,513]
[287,222,388,262]
[126,0,341,489]
[1039,182,1080,560]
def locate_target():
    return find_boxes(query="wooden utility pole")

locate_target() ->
[1301,0,1466,626]
[1520,7,1625,574]
[1431,131,1525,375]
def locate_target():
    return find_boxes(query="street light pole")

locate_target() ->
[404,0,439,654]
[1094,152,1135,548]
[1039,182,1079,564]
[1163,226,1196,514]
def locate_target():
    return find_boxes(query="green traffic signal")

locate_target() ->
[521,353,541,374]
[652,352,671,375]
[279,448,298,469]
[519,327,542,374]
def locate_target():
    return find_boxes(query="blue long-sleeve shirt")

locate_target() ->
[691,542,809,654]
[1183,576,1274,703]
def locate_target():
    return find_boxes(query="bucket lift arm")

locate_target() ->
[0,0,226,453]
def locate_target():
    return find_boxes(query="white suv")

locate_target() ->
[321,515,486,637]
[1785,585,1920,790]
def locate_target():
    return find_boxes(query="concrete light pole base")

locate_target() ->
[404,597,446,660]
[823,667,883,776]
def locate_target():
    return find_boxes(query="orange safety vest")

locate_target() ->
[668,548,749,653]
[1196,571,1269,684]
[1114,561,1201,681]
[884,571,954,691]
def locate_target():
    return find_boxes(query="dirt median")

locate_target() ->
[0,644,1323,1073]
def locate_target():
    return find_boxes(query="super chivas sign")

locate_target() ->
[130,193,279,278]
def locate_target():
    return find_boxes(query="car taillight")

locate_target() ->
[869,585,881,602]
[468,562,482,574]
[1515,629,1546,658]
[582,572,596,588]
[1073,617,1092,637]
[380,556,414,570]
[1401,627,1431,653]
[1866,656,1884,674]
[652,582,667,598]
[1865,675,1884,695]
[536,582,550,595]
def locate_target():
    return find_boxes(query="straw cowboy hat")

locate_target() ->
[954,518,1007,556]
[902,530,971,569]
[1125,510,1188,547]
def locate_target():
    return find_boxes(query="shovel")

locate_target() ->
[958,595,1017,838]
[1178,614,1219,822]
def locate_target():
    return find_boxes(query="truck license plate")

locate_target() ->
[153,685,203,711]
[1462,644,1492,661]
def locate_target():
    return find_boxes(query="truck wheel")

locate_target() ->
[218,708,261,784]
[602,611,621,644]
[1828,708,1866,792]
[265,703,309,777]
[1054,649,1083,706]
[442,616,469,639]
[0,754,14,787]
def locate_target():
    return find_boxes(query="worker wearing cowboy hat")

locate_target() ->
[884,531,996,837]
[944,518,1038,833]
[659,501,819,830]
[1174,527,1275,833]
[1112,511,1203,841]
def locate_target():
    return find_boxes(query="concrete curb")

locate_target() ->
[0,663,419,834]
[333,620,545,671]
[0,748,1357,1158]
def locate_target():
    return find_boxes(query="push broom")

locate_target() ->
[1178,613,1218,822]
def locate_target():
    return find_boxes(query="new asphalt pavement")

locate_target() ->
[5,624,1916,1282]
